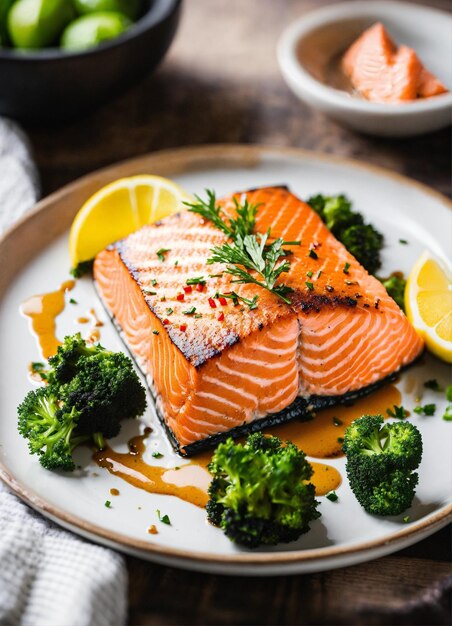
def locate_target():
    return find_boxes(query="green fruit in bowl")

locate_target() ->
[61,11,131,51]
[8,0,75,49]
[74,0,141,20]
[0,0,15,45]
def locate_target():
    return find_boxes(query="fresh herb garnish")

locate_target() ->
[186,191,297,305]
[31,362,46,372]
[424,379,443,392]
[152,330,159,335]
[217,291,259,310]
[182,307,197,315]
[306,271,313,278]
[317,270,323,279]
[166,307,174,315]
[152,451,164,458]
[151,279,158,287]
[308,249,318,260]
[157,509,171,525]
[156,248,170,262]
[69,298,77,305]
[413,404,436,416]
[326,491,338,502]
[104,500,111,508]
[447,385,452,402]
[332,416,343,426]
[343,262,350,275]
[399,239,408,245]
[144,290,157,296]
[209,273,224,278]
[403,515,410,523]
[387,405,408,420]
[337,437,344,443]
[186,276,206,286]
[305,281,314,291]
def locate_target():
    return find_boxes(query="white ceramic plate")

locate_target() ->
[0,146,451,575]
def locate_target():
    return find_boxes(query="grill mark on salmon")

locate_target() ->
[94,185,424,452]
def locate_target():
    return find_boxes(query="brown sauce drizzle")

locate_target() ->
[21,280,75,359]
[269,384,401,458]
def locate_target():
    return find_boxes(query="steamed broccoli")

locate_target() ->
[380,274,407,311]
[206,433,320,548]
[343,415,422,516]
[307,194,384,274]
[18,387,88,471]
[17,334,146,471]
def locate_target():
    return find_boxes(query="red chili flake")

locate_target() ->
[218,312,225,321]
[218,297,227,306]
[196,283,204,292]
[183,286,192,294]
[180,324,187,332]
[177,293,185,301]
[163,318,170,325]
[208,298,217,308]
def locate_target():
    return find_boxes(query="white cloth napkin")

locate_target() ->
[0,118,127,626]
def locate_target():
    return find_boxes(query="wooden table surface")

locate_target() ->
[23,1,451,624]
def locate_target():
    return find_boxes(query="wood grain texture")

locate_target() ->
[20,0,451,624]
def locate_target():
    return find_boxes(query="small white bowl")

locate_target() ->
[277,1,452,137]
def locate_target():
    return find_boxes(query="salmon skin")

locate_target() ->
[342,23,448,103]
[94,186,424,455]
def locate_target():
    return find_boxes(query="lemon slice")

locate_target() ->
[69,175,191,269]
[405,250,452,363]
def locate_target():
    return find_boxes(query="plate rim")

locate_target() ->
[1,143,451,569]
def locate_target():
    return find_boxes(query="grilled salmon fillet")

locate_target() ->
[94,186,423,453]
[342,23,448,102]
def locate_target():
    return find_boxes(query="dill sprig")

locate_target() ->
[185,191,298,305]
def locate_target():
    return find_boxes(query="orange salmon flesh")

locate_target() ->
[342,22,448,103]
[94,186,423,452]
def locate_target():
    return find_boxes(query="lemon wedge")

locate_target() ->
[69,175,191,269]
[405,250,452,363]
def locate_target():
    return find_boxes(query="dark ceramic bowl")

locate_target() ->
[0,0,182,123]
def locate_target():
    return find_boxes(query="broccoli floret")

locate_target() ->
[343,415,422,516]
[17,334,147,471]
[206,433,320,548]
[339,224,383,275]
[18,387,88,471]
[307,194,384,275]
[380,274,407,311]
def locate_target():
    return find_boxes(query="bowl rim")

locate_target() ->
[0,0,182,61]
[277,0,452,116]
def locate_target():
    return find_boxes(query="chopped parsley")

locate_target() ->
[157,509,171,525]
[152,330,159,335]
[156,248,170,262]
[343,262,350,275]
[317,270,323,279]
[399,239,408,245]
[308,249,318,260]
[144,290,157,296]
[152,451,164,458]
[446,385,452,402]
[104,500,112,508]
[186,276,206,286]
[69,298,78,305]
[424,379,443,392]
[403,515,410,523]
[387,405,408,420]
[166,307,174,315]
[326,491,338,502]
[413,404,436,416]
[306,271,313,278]
[217,291,259,310]
[305,281,314,291]
[151,279,158,287]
